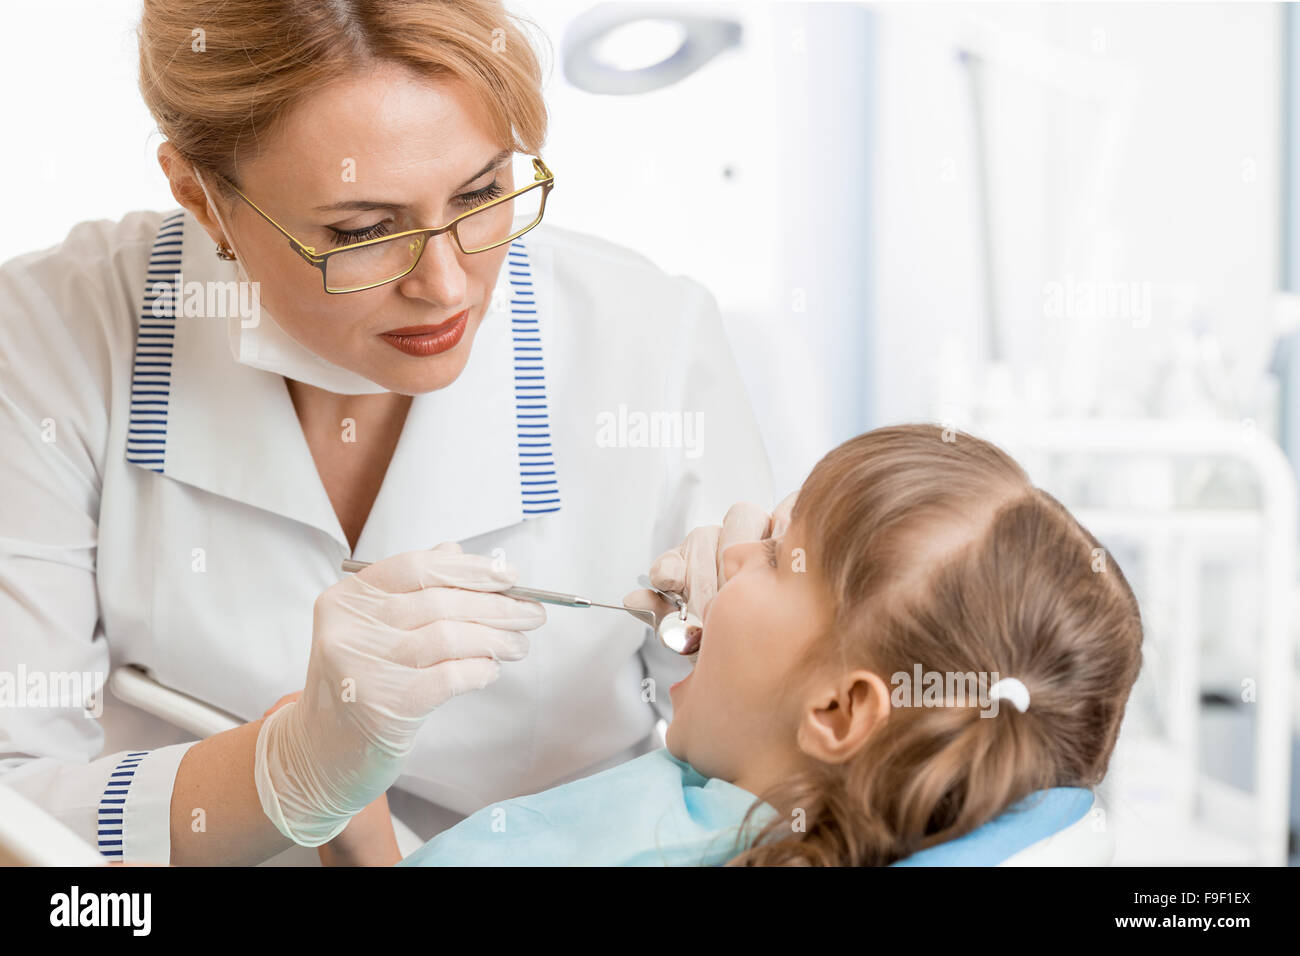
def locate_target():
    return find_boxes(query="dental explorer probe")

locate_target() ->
[338,558,701,655]
[340,556,652,623]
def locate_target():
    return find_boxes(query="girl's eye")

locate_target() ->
[764,537,780,569]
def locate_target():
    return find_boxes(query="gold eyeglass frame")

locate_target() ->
[210,156,555,294]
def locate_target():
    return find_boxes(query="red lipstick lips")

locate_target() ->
[380,308,469,356]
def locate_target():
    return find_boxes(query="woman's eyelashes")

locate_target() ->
[325,179,509,247]
[328,220,392,246]
[764,537,780,569]
[458,179,506,208]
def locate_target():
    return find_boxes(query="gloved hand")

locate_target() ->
[624,491,798,626]
[254,542,545,846]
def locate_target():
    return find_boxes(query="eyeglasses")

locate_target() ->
[211,156,554,294]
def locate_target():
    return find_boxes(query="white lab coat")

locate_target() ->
[0,206,773,863]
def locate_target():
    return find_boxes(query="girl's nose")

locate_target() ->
[721,539,761,581]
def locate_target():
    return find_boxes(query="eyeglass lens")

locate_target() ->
[324,185,546,292]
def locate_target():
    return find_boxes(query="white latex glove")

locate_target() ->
[254,542,545,846]
[625,491,798,625]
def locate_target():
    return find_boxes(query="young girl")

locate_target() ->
[316,424,1144,866]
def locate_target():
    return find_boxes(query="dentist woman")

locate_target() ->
[0,0,784,864]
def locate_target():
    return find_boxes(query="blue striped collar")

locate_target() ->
[126,208,560,555]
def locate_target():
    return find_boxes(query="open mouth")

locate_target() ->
[680,597,712,657]
[680,623,703,656]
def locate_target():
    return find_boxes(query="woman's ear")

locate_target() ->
[156,142,225,245]
[796,669,891,764]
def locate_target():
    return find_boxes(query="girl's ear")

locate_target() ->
[796,669,892,764]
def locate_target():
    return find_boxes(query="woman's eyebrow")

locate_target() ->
[313,149,512,213]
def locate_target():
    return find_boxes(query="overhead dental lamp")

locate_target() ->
[562,3,743,95]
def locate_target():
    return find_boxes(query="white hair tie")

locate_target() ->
[988,677,1030,713]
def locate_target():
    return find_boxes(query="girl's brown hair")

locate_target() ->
[137,0,549,191]
[728,424,1144,866]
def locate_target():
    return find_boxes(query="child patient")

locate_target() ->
[323,424,1144,867]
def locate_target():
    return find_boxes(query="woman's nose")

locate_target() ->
[397,231,468,303]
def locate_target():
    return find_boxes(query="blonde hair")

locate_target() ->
[727,425,1144,866]
[137,0,549,189]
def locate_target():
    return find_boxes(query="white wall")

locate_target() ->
[868,2,1283,432]
[0,0,174,260]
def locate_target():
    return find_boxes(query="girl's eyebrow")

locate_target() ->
[312,149,512,214]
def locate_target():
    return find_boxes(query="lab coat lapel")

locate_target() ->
[125,211,560,554]
[126,208,347,546]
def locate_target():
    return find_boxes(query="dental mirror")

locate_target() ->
[636,575,703,656]
[657,610,703,656]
